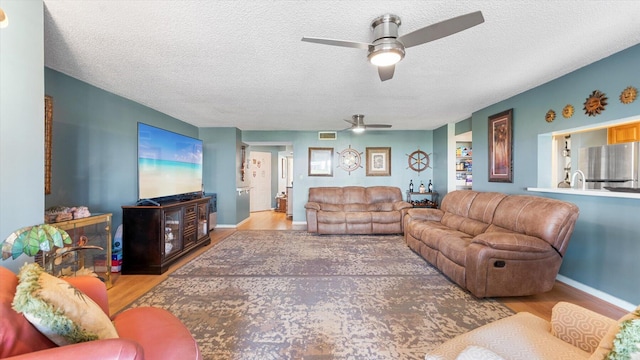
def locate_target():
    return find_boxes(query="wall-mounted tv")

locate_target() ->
[137,123,203,202]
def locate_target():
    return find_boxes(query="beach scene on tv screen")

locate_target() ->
[138,124,203,199]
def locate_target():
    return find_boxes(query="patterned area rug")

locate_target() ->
[126,230,513,360]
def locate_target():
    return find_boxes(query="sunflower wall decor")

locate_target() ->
[583,90,608,117]
[620,86,638,104]
[562,104,574,119]
[545,109,556,123]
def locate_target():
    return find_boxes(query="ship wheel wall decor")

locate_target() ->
[407,149,430,173]
[337,145,363,175]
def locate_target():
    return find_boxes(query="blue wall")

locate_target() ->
[44,69,199,230]
[0,0,45,272]
[243,130,434,221]
[469,44,640,305]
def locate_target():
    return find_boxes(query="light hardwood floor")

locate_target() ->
[108,210,628,321]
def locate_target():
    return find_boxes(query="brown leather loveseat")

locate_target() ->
[404,190,579,298]
[305,186,412,234]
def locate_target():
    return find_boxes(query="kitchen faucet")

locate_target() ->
[570,170,586,190]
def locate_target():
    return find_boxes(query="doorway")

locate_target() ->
[249,151,271,212]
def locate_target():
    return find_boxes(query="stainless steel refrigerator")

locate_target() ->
[579,141,639,190]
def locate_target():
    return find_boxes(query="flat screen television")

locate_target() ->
[137,123,203,202]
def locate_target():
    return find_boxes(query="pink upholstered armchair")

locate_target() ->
[0,266,201,360]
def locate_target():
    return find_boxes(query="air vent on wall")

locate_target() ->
[318,131,337,140]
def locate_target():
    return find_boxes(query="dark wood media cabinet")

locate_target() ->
[122,197,211,274]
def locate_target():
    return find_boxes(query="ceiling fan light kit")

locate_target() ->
[368,40,405,66]
[345,114,392,132]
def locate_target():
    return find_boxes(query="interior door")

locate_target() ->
[249,151,272,212]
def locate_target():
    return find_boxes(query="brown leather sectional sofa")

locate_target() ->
[404,190,579,298]
[305,186,412,234]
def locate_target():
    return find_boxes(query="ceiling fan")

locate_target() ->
[345,114,391,133]
[301,11,484,81]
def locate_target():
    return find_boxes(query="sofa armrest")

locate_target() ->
[550,301,617,354]
[393,201,413,211]
[64,275,110,316]
[304,202,320,211]
[406,208,443,221]
[5,338,143,360]
[472,232,552,253]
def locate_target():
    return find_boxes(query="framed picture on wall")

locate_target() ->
[366,147,391,176]
[308,147,333,176]
[488,109,513,182]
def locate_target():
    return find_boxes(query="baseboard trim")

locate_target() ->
[556,274,636,311]
[215,224,237,229]
[292,221,306,226]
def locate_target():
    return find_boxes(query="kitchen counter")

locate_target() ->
[527,187,640,200]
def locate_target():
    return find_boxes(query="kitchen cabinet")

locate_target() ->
[608,121,640,144]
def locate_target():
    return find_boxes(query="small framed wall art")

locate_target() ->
[366,147,391,176]
[488,109,513,183]
[308,147,333,176]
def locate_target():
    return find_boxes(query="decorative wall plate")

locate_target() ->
[583,90,607,117]
[545,109,556,123]
[562,104,574,118]
[337,145,363,175]
[407,149,430,173]
[620,86,638,104]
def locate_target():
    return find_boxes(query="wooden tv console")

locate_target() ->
[121,197,211,274]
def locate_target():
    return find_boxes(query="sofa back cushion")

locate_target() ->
[440,190,478,216]
[439,191,506,236]
[309,186,402,207]
[343,187,367,204]
[365,186,402,204]
[308,187,345,205]
[0,267,56,358]
[491,195,579,254]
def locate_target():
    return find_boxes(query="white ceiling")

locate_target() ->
[43,1,640,131]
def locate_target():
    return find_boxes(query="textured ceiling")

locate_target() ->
[43,1,640,131]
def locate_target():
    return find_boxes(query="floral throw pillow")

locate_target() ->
[12,263,118,346]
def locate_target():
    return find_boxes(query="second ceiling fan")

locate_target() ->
[345,114,391,133]
[302,10,484,81]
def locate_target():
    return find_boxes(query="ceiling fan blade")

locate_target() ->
[301,37,371,50]
[378,65,395,81]
[365,124,392,128]
[398,11,484,48]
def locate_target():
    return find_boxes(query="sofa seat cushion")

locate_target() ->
[472,232,553,253]
[345,211,372,224]
[455,345,506,360]
[441,213,490,237]
[371,210,400,224]
[368,203,394,212]
[411,223,470,250]
[344,203,369,212]
[438,235,473,266]
[317,211,346,224]
[319,203,343,212]
[425,312,591,360]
